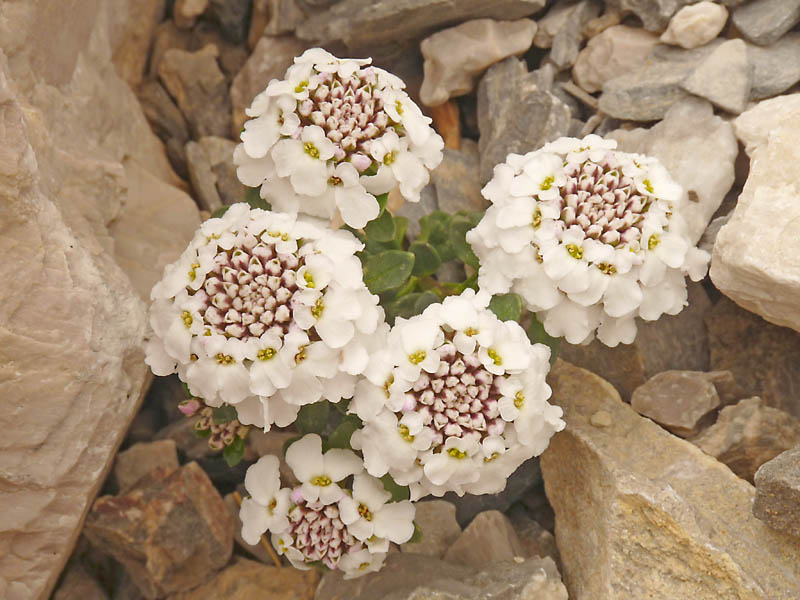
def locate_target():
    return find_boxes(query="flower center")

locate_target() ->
[408,350,426,365]
[303,142,320,159]
[310,475,332,486]
[447,447,467,459]
[257,347,277,361]
[358,503,373,521]
[284,498,363,570]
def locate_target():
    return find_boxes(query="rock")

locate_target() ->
[477,57,571,183]
[705,296,800,418]
[691,397,800,482]
[315,552,567,600]
[400,500,461,557]
[582,8,623,39]
[230,35,308,136]
[681,39,751,114]
[541,360,800,599]
[143,374,187,425]
[396,184,439,241]
[431,140,487,214]
[698,213,729,255]
[705,369,746,405]
[170,557,317,599]
[248,0,270,48]
[84,462,233,598]
[207,0,252,43]
[711,94,800,335]
[113,440,180,493]
[444,510,524,567]
[158,45,231,139]
[749,33,800,100]
[534,0,600,50]
[606,0,741,31]
[660,2,729,49]
[125,407,163,445]
[608,97,737,244]
[186,136,243,211]
[53,563,108,600]
[572,26,660,93]
[548,1,602,70]
[265,0,308,35]
[0,1,200,597]
[174,0,209,29]
[731,0,800,46]
[223,493,277,564]
[296,0,547,50]
[753,445,800,538]
[148,21,194,79]
[631,371,721,437]
[109,0,167,88]
[155,418,215,461]
[559,281,711,401]
[429,101,461,149]
[245,429,299,485]
[420,19,536,107]
[137,80,191,177]
[507,508,559,563]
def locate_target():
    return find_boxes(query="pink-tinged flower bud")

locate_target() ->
[179,398,201,417]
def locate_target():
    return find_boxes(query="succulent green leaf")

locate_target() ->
[364,208,396,242]
[296,401,331,435]
[363,250,415,294]
[222,435,245,467]
[380,473,411,502]
[410,241,441,277]
[489,293,523,322]
[212,405,238,424]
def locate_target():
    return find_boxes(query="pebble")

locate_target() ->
[444,510,525,567]
[753,445,800,538]
[681,39,751,114]
[113,439,179,493]
[401,500,461,557]
[207,0,251,43]
[186,136,244,212]
[173,0,209,29]
[731,0,800,46]
[660,1,728,49]
[749,33,800,100]
[432,140,487,214]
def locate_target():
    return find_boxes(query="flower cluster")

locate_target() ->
[349,290,564,499]
[144,203,383,431]
[240,435,416,578]
[466,135,710,346]
[234,48,444,229]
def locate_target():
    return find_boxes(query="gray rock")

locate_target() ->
[207,0,251,43]
[53,562,108,600]
[113,439,180,493]
[607,0,744,31]
[431,140,486,214]
[660,2,729,49]
[477,57,571,183]
[137,80,191,176]
[631,371,721,437]
[753,445,800,538]
[691,397,800,483]
[732,0,800,46]
[401,500,461,557]
[548,0,601,70]
[444,510,524,567]
[698,213,730,255]
[749,33,800,101]
[396,184,438,241]
[158,45,231,139]
[681,39,751,114]
[186,136,243,212]
[296,0,547,49]
[534,0,600,49]
[508,509,559,563]
[265,0,308,35]
[155,417,214,460]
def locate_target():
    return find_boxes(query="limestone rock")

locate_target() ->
[559,281,711,400]
[705,296,800,418]
[248,0,271,48]
[431,140,487,214]
[606,0,742,31]
[230,35,308,136]
[84,462,233,598]
[400,500,461,557]
[691,397,800,482]
[158,45,231,139]
[631,370,721,437]
[541,360,800,599]
[137,80,191,177]
[113,440,179,493]
[477,57,571,183]
[731,0,800,46]
[420,19,536,107]
[207,0,252,44]
[705,369,747,405]
[186,136,243,211]
[609,97,736,243]
[548,0,602,70]
[660,1,728,49]
[174,0,209,29]
[711,94,800,335]
[170,557,317,599]
[534,0,600,49]
[681,39,751,113]
[296,0,547,49]
[444,510,524,567]
[749,33,800,100]
[0,1,199,597]
[753,445,800,538]
[265,0,308,35]
[53,563,108,600]
[572,25,660,94]
[508,510,559,563]
[109,0,166,88]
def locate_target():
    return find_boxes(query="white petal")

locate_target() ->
[285,434,324,482]
[244,455,281,505]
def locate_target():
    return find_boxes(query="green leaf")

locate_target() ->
[409,242,441,277]
[326,415,362,450]
[407,521,424,544]
[388,292,424,320]
[380,474,410,502]
[375,192,389,214]
[212,405,238,424]
[296,401,331,435]
[527,316,561,366]
[245,187,270,210]
[392,216,409,248]
[449,215,480,269]
[415,291,439,314]
[489,293,523,322]
[194,426,211,439]
[210,205,230,219]
[223,436,245,467]
[364,208,396,242]
[363,250,415,294]
[181,381,193,399]
[418,211,451,243]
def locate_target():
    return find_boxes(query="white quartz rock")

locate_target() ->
[660,2,729,49]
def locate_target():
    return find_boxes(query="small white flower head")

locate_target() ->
[234,48,444,229]
[144,204,383,430]
[466,135,711,347]
[351,290,564,499]
[243,435,414,578]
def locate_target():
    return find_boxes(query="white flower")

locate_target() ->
[339,474,416,544]
[233,48,444,229]
[353,290,563,499]
[144,205,382,431]
[240,455,291,545]
[467,135,710,347]
[285,434,363,504]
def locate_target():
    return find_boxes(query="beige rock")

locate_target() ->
[420,19,536,107]
[401,500,461,557]
[265,0,308,35]
[248,0,271,49]
[712,94,800,334]
[174,0,209,29]
[149,21,194,80]
[572,25,660,94]
[0,1,199,598]
[691,397,800,482]
[186,136,243,211]
[508,510,559,563]
[53,563,108,600]
[137,80,191,177]
[681,38,751,114]
[108,0,166,88]
[230,35,308,136]
[444,510,524,567]
[661,1,729,49]
[541,360,800,599]
[753,445,800,538]
[169,557,317,599]
[113,440,179,493]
